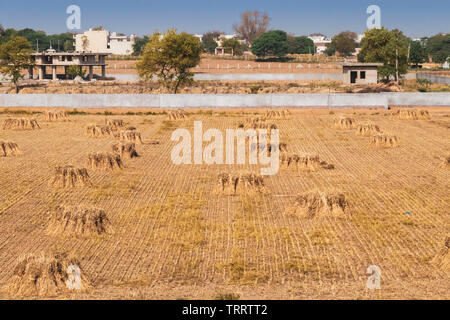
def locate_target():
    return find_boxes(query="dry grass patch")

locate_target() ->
[47,205,111,237]
[2,118,40,130]
[112,142,138,159]
[280,152,334,170]
[238,117,277,130]
[371,134,399,148]
[439,156,450,168]
[105,118,125,128]
[284,190,349,218]
[215,172,268,195]
[115,128,143,144]
[265,109,290,119]
[334,116,355,129]
[85,124,114,138]
[45,110,70,122]
[396,109,430,120]
[431,236,450,272]
[50,166,92,188]
[4,252,91,297]
[167,109,188,120]
[355,123,381,136]
[0,140,20,157]
[87,152,123,171]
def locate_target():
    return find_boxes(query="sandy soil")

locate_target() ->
[0,107,448,299]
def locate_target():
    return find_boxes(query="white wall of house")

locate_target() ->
[74,30,135,55]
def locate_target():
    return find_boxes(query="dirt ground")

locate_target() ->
[0,107,449,299]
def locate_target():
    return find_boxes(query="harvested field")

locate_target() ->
[355,123,381,136]
[284,190,349,218]
[112,142,138,159]
[440,156,450,168]
[396,109,430,120]
[334,116,355,129]
[47,205,111,237]
[265,109,290,120]
[281,152,334,170]
[87,152,123,171]
[105,119,125,128]
[0,140,20,157]
[215,172,267,195]
[0,108,449,300]
[371,134,399,148]
[431,236,450,273]
[2,118,40,130]
[86,124,115,138]
[115,128,143,144]
[4,253,90,297]
[50,166,92,188]
[167,109,188,121]
[45,110,70,122]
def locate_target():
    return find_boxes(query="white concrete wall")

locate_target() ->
[0,93,449,109]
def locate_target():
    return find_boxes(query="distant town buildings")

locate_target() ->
[74,29,136,55]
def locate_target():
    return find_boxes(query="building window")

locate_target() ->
[360,71,366,79]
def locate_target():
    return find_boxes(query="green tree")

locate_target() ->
[136,29,202,93]
[330,31,357,57]
[426,33,450,63]
[201,31,221,54]
[64,39,74,52]
[0,36,34,93]
[358,27,409,82]
[287,35,315,54]
[221,38,243,56]
[409,40,426,66]
[66,65,85,79]
[133,36,150,56]
[251,30,289,59]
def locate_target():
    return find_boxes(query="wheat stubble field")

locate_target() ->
[0,107,448,300]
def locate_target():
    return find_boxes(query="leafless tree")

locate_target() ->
[233,10,270,45]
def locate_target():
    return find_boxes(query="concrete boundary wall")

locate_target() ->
[0,93,449,109]
[417,73,450,85]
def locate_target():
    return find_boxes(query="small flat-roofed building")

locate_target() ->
[343,62,383,84]
[31,49,109,80]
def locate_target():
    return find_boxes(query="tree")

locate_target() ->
[133,36,150,56]
[0,36,34,93]
[426,33,450,63]
[64,39,74,52]
[136,29,202,93]
[330,31,358,57]
[233,10,270,45]
[92,26,104,31]
[251,30,288,59]
[66,64,85,79]
[221,38,243,56]
[201,31,221,54]
[409,40,426,66]
[287,35,315,54]
[358,27,409,82]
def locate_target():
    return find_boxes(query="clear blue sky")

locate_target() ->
[0,0,448,38]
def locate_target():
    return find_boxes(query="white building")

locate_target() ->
[308,34,332,54]
[74,29,136,55]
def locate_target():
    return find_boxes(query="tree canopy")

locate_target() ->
[326,31,358,57]
[136,29,202,93]
[358,27,409,81]
[251,30,289,58]
[287,35,315,54]
[409,40,427,66]
[133,36,150,56]
[221,38,244,56]
[201,31,222,54]
[233,10,270,45]
[0,36,34,93]
[0,27,74,52]
[425,33,450,63]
